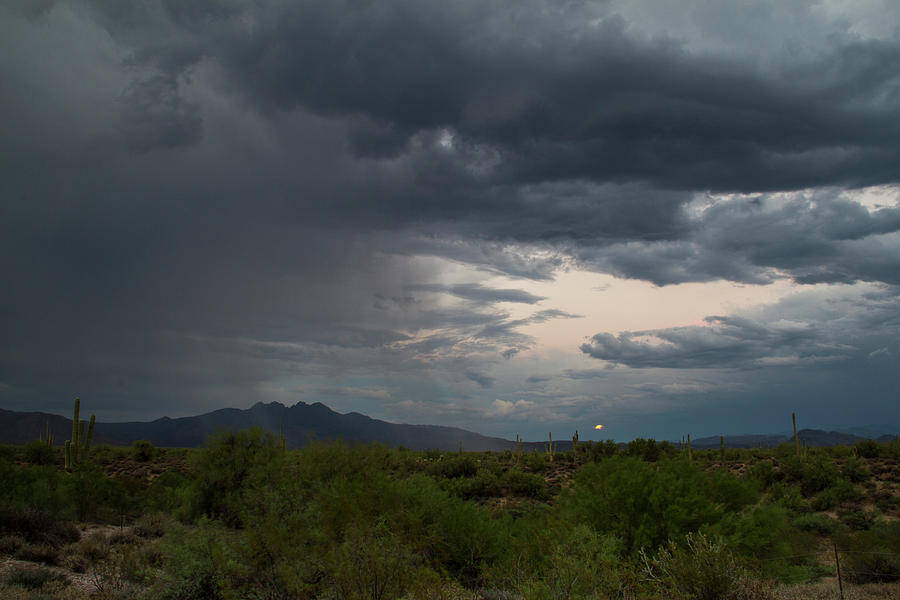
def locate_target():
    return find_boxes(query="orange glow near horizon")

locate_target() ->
[595,424,604,430]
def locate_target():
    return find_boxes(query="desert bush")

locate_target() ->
[109,529,140,545]
[132,440,156,462]
[23,441,56,466]
[835,522,900,584]
[88,444,126,465]
[841,456,871,482]
[581,439,619,462]
[810,479,862,511]
[500,469,548,499]
[855,439,880,459]
[189,427,285,527]
[0,534,25,555]
[0,466,71,519]
[3,565,68,589]
[142,470,191,515]
[65,462,129,522]
[768,481,810,513]
[874,490,900,513]
[154,519,230,600]
[0,507,79,545]
[748,460,776,490]
[63,553,90,574]
[14,543,61,566]
[72,530,111,563]
[562,457,757,555]
[425,455,479,479]
[796,459,841,497]
[442,468,502,499]
[133,513,170,538]
[841,551,900,584]
[716,504,800,559]
[792,514,839,535]
[626,437,661,462]
[641,532,747,600]
[522,451,547,472]
[524,525,625,600]
[839,510,876,530]
[325,523,423,600]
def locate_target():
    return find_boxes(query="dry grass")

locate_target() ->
[773,581,900,600]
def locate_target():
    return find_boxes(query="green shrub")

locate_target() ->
[326,523,423,600]
[792,514,839,535]
[501,469,549,499]
[0,465,71,519]
[72,530,111,563]
[3,565,67,589]
[0,507,79,545]
[811,479,862,511]
[142,469,191,515]
[0,534,24,555]
[626,438,661,462]
[854,439,880,459]
[523,451,547,472]
[798,459,841,497]
[641,532,748,600]
[189,427,285,527]
[768,481,809,513]
[582,439,619,462]
[442,468,502,499]
[425,455,479,479]
[842,551,900,583]
[562,457,757,555]
[132,440,156,462]
[14,543,60,566]
[748,461,776,489]
[155,519,230,600]
[838,522,900,583]
[133,513,170,538]
[841,456,871,482]
[839,510,876,530]
[23,441,56,466]
[712,503,822,584]
[65,462,128,522]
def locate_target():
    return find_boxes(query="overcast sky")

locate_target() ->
[2,0,899,441]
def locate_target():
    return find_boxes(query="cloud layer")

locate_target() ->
[1,0,898,438]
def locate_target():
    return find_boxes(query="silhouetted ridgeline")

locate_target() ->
[0,402,518,451]
[0,402,895,449]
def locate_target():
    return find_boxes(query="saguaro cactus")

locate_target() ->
[71,397,81,464]
[64,440,72,471]
[687,434,693,463]
[84,414,95,452]
[40,422,54,447]
[720,435,725,461]
[572,430,579,460]
[793,412,800,458]
[547,432,555,463]
[280,421,286,452]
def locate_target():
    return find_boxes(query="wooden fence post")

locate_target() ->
[833,543,844,600]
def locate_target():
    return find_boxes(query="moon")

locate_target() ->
[594,424,604,430]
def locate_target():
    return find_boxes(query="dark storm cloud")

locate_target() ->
[576,192,900,285]
[407,283,545,305]
[119,74,203,151]
[1,0,899,429]
[465,370,496,389]
[68,0,900,192]
[581,285,900,369]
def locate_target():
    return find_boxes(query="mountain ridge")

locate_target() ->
[1,403,896,450]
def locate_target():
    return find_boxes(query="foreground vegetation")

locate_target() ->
[1,430,899,599]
